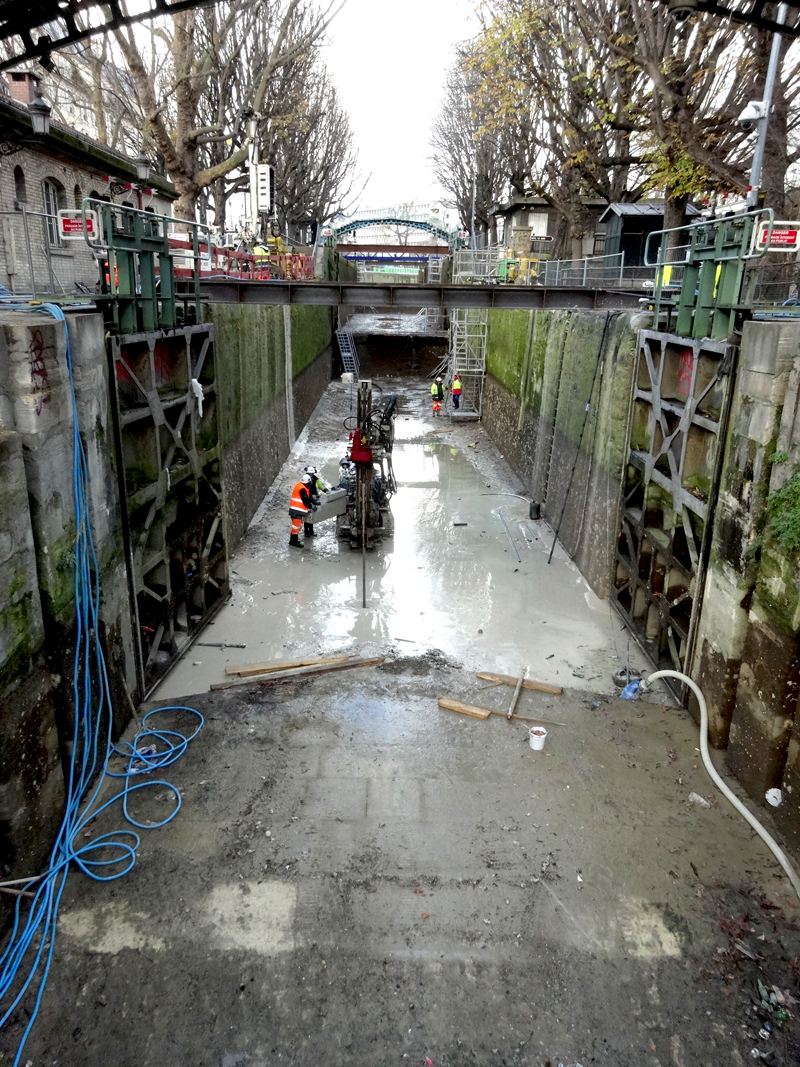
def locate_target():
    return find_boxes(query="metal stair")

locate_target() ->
[336,328,360,380]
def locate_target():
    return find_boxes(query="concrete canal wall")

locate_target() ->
[0,303,333,896]
[482,307,800,851]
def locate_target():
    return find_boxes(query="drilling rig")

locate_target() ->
[337,380,397,551]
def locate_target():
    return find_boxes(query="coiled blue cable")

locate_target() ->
[0,304,203,1064]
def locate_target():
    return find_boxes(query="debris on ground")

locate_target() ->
[211,656,385,690]
[477,670,562,696]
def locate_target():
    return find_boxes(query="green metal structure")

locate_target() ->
[83,198,208,333]
[644,208,774,340]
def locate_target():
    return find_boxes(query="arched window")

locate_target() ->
[89,189,100,202]
[73,183,82,209]
[41,177,66,246]
[13,166,27,205]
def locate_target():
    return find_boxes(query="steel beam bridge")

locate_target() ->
[199,280,644,311]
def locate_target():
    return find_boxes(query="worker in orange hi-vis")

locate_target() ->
[288,473,317,547]
[430,376,444,417]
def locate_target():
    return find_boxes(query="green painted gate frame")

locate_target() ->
[644,208,774,341]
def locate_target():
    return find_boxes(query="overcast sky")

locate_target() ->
[323,0,479,213]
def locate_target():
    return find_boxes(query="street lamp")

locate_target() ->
[134,151,151,183]
[744,2,788,209]
[28,95,51,137]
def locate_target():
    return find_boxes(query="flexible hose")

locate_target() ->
[640,669,800,901]
[0,304,203,1065]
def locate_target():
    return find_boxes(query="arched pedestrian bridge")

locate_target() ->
[330,205,460,247]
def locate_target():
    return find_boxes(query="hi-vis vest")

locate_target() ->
[431,382,443,399]
[290,480,310,514]
[452,377,462,394]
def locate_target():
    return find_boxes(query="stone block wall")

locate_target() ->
[0,309,135,895]
[687,320,800,850]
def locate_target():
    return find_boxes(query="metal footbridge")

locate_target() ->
[199,279,644,310]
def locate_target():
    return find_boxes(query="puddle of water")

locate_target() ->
[155,435,648,700]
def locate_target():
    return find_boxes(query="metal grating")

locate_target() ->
[612,329,735,695]
[108,323,229,697]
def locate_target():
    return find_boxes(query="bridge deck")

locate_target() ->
[199,280,645,310]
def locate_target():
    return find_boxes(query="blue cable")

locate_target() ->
[0,304,204,1064]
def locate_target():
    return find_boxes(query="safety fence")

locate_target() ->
[0,205,315,299]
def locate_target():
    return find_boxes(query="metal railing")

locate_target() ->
[643,208,774,340]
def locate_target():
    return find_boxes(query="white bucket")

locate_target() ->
[528,726,547,751]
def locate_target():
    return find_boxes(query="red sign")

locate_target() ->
[766,228,798,246]
[757,220,800,251]
[61,217,92,234]
[57,210,98,240]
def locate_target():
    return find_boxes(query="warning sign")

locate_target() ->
[57,209,98,241]
[756,220,800,251]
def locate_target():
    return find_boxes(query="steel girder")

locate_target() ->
[198,280,645,311]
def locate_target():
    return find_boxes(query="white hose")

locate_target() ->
[640,669,800,902]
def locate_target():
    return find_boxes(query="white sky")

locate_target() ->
[323,0,479,213]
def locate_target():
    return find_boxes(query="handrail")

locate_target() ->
[644,208,775,267]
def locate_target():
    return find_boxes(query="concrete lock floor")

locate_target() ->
[9,379,800,1067]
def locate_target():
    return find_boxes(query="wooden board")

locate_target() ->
[226,654,350,677]
[477,671,562,696]
[439,697,565,727]
[438,697,492,719]
[211,656,384,690]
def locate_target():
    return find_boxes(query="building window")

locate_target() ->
[74,183,82,209]
[528,212,549,237]
[14,166,27,205]
[42,178,66,246]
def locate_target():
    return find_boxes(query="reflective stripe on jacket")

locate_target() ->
[290,480,311,514]
[431,382,444,400]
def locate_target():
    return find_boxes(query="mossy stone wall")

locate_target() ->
[207,303,333,547]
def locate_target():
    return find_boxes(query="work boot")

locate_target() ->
[289,534,302,547]
[304,523,315,536]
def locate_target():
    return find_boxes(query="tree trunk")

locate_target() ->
[663,190,689,253]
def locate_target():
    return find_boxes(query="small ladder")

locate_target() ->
[336,328,360,380]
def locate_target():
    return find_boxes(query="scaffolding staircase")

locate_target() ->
[426,255,445,330]
[336,328,360,380]
[445,249,501,419]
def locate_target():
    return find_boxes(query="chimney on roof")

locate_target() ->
[9,72,41,106]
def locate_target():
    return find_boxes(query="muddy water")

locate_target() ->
[155,401,648,701]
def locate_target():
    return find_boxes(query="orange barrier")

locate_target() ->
[168,237,315,281]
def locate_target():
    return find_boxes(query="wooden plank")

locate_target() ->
[211,656,384,690]
[439,697,566,727]
[438,697,492,719]
[226,654,350,677]
[477,671,562,696]
[487,709,567,728]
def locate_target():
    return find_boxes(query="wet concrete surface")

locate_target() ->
[7,379,800,1066]
[156,378,649,702]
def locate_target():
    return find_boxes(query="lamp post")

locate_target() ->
[745,2,788,209]
[28,95,51,137]
[133,151,151,209]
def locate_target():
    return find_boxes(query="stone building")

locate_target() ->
[0,72,176,295]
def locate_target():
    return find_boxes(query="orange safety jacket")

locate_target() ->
[289,480,312,516]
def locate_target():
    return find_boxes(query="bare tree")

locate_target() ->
[430,51,505,243]
[106,0,344,221]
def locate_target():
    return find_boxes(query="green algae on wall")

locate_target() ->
[486,310,530,395]
[291,306,332,377]
[207,303,331,448]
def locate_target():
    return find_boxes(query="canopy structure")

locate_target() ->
[654,0,800,37]
[0,0,219,71]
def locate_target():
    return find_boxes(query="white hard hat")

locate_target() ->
[304,464,318,476]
